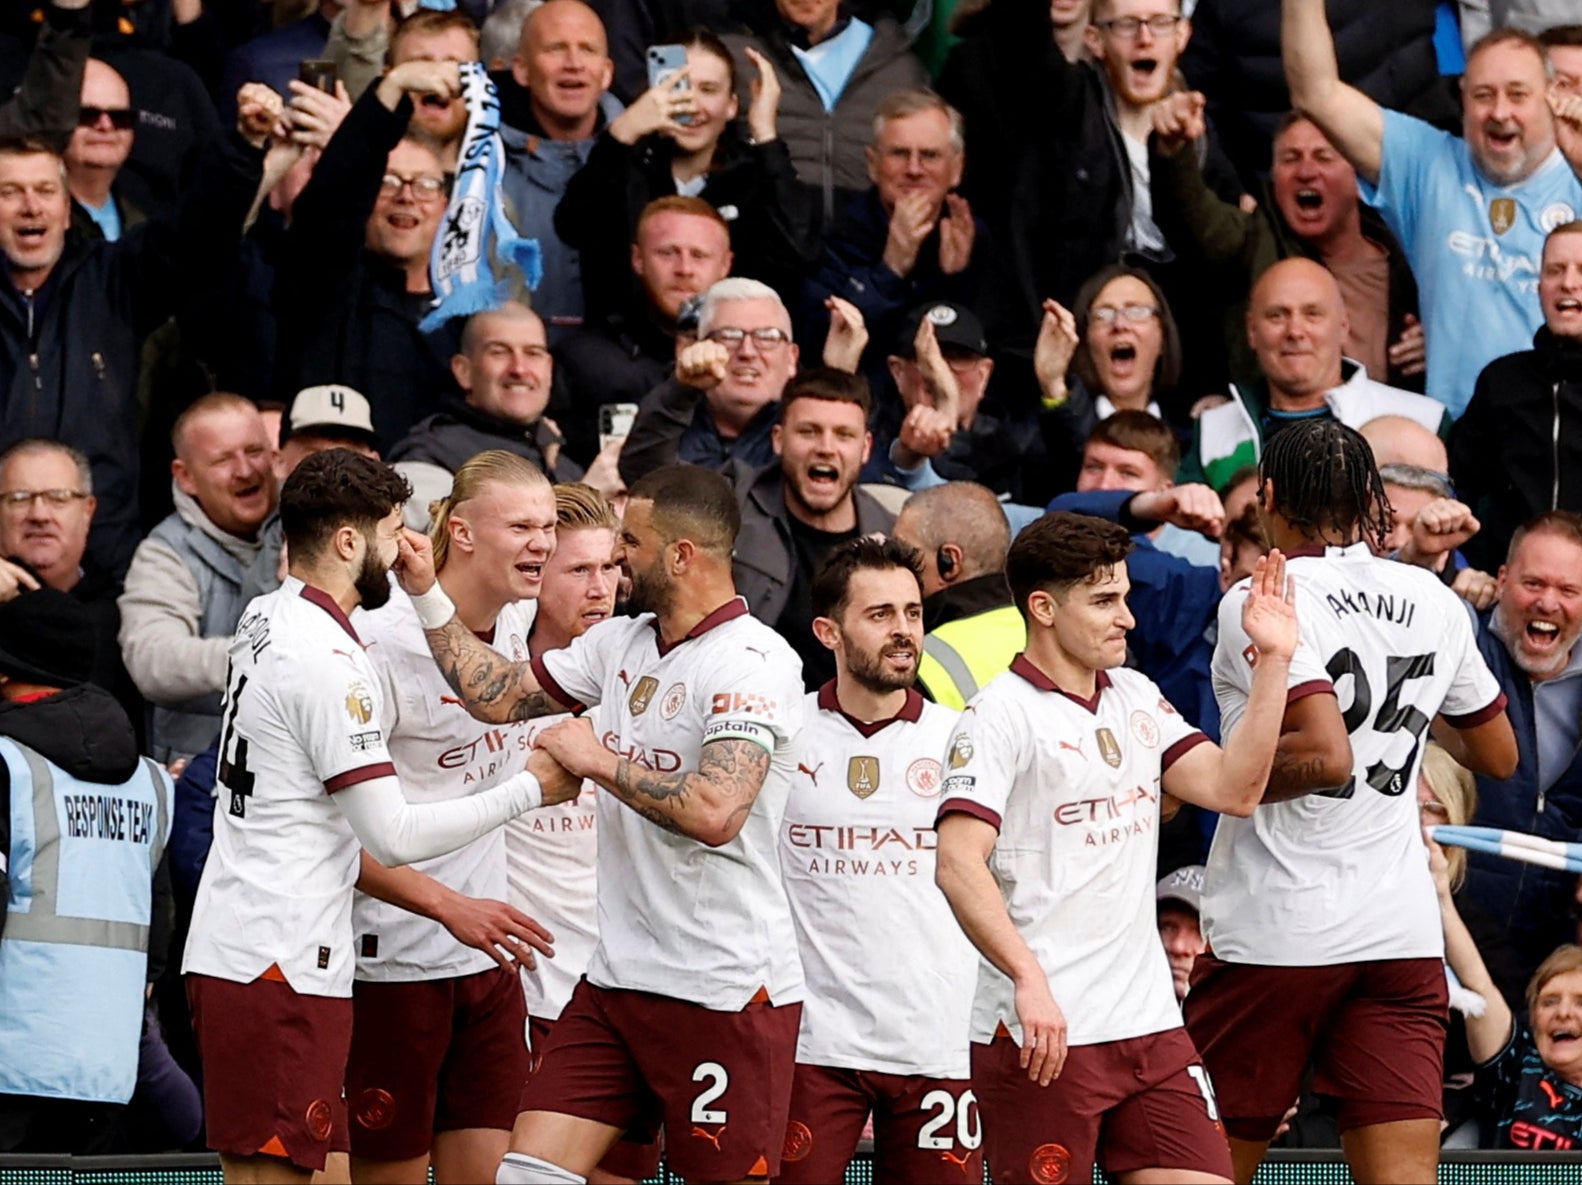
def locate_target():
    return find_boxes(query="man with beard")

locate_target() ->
[733,368,897,691]
[1457,511,1582,990]
[776,537,982,1184]
[345,451,559,1185]
[395,463,807,1185]
[1283,0,1582,416]
[183,449,577,1185]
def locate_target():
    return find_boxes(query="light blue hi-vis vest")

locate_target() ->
[0,737,172,1102]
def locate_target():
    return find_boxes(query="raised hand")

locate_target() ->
[1033,298,1079,399]
[937,193,975,275]
[676,339,730,390]
[236,82,284,148]
[286,78,352,151]
[1408,498,1480,558]
[1131,483,1226,538]
[1387,313,1426,379]
[1240,548,1298,663]
[394,527,437,595]
[821,295,868,374]
[1152,89,1207,157]
[882,191,937,278]
[609,68,698,145]
[744,46,782,144]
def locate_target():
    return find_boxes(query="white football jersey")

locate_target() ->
[535,598,806,1010]
[349,589,537,982]
[937,657,1206,1047]
[782,685,975,1077]
[505,708,599,1021]
[183,578,398,997]
[1207,543,1505,965]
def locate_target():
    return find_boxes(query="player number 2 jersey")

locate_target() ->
[1207,543,1506,965]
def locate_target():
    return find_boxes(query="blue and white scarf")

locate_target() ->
[421,61,541,332]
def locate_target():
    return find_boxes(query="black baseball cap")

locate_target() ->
[894,301,989,359]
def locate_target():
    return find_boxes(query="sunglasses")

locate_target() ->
[78,106,135,131]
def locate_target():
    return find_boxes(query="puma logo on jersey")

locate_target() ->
[617,669,633,688]
[691,1125,726,1151]
[798,762,824,785]
[1540,1080,1565,1109]
[744,646,769,661]
[439,695,465,707]
[940,1151,975,1175]
[1058,738,1085,757]
[331,648,357,661]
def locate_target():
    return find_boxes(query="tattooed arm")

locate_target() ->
[536,717,773,847]
[1260,692,1354,802]
[422,620,567,724]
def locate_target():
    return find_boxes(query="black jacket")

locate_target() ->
[1181,0,1448,184]
[0,130,263,578]
[555,124,820,320]
[388,397,585,483]
[1451,328,1582,570]
[553,306,676,465]
[0,684,170,975]
[273,89,456,449]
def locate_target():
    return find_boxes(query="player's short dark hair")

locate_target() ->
[280,450,411,562]
[780,367,873,421]
[1259,419,1390,551]
[1508,510,1582,564]
[1086,409,1180,476]
[811,535,924,622]
[1006,512,1133,622]
[627,463,740,557]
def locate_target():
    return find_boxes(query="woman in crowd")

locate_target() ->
[554,29,819,322]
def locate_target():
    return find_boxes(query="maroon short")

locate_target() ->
[186,970,352,1172]
[971,1026,1231,1184]
[343,966,529,1160]
[774,1063,982,1185]
[1184,953,1448,1142]
[520,980,801,1181]
[526,1010,662,1182]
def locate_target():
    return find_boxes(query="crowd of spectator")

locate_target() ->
[6,0,1582,1168]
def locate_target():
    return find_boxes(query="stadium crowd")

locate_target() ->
[4,0,1582,1180]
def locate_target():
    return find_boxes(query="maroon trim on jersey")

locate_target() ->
[324,762,396,793]
[1161,731,1210,771]
[529,654,584,712]
[1443,692,1509,729]
[936,798,1001,831]
[475,624,496,645]
[652,597,749,657]
[1280,545,1332,559]
[1008,654,1111,714]
[1286,679,1335,705]
[300,584,361,644]
[815,680,924,737]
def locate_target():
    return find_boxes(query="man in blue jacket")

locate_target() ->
[1461,511,1582,985]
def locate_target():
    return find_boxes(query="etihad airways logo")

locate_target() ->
[601,730,682,771]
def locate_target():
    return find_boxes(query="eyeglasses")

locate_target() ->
[879,146,954,167]
[78,106,135,130]
[1093,14,1183,38]
[0,489,90,511]
[379,172,452,201]
[706,327,791,350]
[1089,303,1160,324]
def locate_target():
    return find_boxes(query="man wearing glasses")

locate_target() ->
[622,278,801,483]
[274,58,466,448]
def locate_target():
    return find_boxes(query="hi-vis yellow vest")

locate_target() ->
[916,604,1026,710]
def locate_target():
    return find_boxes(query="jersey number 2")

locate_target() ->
[691,1062,729,1125]
[218,665,256,816]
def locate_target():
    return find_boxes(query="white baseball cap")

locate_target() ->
[286,384,378,447]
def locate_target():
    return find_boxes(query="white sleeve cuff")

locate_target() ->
[505,770,544,814]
